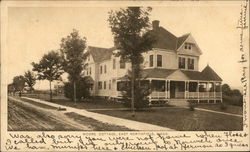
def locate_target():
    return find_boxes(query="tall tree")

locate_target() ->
[32,51,64,101]
[60,29,87,104]
[13,75,26,97]
[24,70,36,92]
[108,7,155,116]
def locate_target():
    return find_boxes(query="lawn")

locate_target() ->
[8,97,132,131]
[20,93,243,131]
[196,104,242,115]
[92,108,243,131]
[22,93,124,109]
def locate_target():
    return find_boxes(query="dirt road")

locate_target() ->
[8,97,131,131]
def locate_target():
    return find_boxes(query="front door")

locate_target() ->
[170,81,175,98]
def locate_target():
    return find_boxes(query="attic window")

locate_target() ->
[184,43,192,50]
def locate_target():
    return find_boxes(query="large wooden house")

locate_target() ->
[84,20,223,106]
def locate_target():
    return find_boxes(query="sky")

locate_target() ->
[4,1,249,90]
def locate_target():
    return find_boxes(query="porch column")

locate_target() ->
[197,81,200,103]
[213,82,216,103]
[149,79,152,105]
[168,80,171,99]
[187,81,189,99]
[220,82,222,103]
[165,80,168,99]
[184,81,186,99]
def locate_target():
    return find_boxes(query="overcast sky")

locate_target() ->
[5,1,249,90]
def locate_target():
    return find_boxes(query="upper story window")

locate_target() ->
[178,57,186,69]
[149,55,153,67]
[113,59,116,69]
[157,55,162,67]
[188,58,194,70]
[109,80,111,89]
[104,81,106,89]
[184,43,192,50]
[88,56,90,61]
[104,65,107,73]
[86,68,88,75]
[89,67,91,75]
[98,81,102,89]
[120,59,126,69]
[100,66,102,74]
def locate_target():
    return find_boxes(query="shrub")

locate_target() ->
[64,77,91,100]
[189,102,196,111]
[220,103,227,110]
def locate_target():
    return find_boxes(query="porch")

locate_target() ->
[148,80,222,104]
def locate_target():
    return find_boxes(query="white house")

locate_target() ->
[84,20,223,105]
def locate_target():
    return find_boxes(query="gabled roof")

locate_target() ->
[141,68,176,78]
[176,34,190,49]
[118,66,222,82]
[148,27,177,50]
[200,65,223,81]
[88,46,115,63]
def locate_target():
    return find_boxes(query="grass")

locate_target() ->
[65,112,133,131]
[196,104,242,115]
[22,93,124,109]
[92,108,243,131]
[8,97,132,131]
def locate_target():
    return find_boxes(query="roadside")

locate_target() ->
[10,96,174,131]
[8,97,132,131]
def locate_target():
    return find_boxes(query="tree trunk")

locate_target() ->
[49,80,52,102]
[74,81,76,105]
[131,63,135,117]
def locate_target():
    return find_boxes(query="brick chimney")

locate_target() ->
[152,20,160,30]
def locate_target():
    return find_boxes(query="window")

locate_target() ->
[117,81,127,91]
[104,65,107,73]
[178,57,186,69]
[184,43,192,50]
[113,59,116,69]
[104,81,106,89]
[157,55,162,67]
[149,55,153,67]
[188,58,194,70]
[98,81,102,89]
[109,80,111,89]
[120,59,125,69]
[86,68,88,75]
[89,67,91,75]
[100,66,102,74]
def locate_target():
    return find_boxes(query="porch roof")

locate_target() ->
[117,66,222,82]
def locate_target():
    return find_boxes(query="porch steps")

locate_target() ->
[168,99,189,107]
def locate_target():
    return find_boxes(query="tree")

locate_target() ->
[108,7,155,116]
[64,77,91,100]
[222,84,231,96]
[24,70,36,92]
[13,75,26,97]
[60,29,87,104]
[32,51,64,101]
[8,83,15,95]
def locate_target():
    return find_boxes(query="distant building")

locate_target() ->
[84,20,223,105]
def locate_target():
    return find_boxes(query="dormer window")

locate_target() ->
[184,43,192,50]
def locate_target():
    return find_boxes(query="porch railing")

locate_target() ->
[151,91,166,99]
[148,91,222,99]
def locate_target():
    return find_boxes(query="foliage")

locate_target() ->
[188,102,196,111]
[108,7,155,111]
[120,69,151,109]
[221,83,243,106]
[8,83,15,94]
[64,77,91,100]
[60,29,87,103]
[220,103,227,111]
[24,70,36,92]
[60,29,87,82]
[13,75,26,92]
[32,50,64,101]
